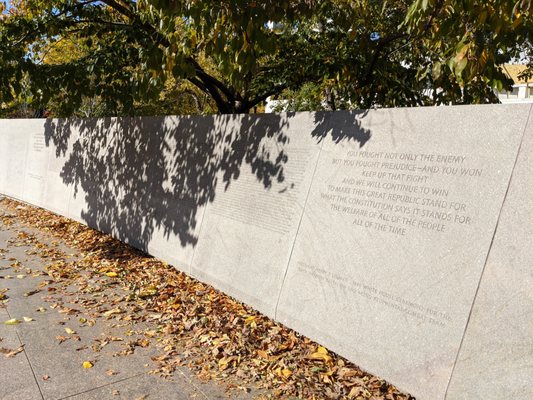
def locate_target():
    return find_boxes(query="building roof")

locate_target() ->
[502,64,533,85]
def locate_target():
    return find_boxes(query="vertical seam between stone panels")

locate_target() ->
[273,125,326,320]
[443,104,533,399]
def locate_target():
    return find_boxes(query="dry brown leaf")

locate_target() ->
[257,350,269,360]
[3,345,24,358]
[56,335,70,344]
[103,308,123,317]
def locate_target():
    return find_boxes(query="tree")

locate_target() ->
[0,0,531,117]
[0,0,332,115]
[275,0,532,110]
[405,0,532,104]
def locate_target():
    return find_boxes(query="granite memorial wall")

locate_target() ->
[0,104,531,399]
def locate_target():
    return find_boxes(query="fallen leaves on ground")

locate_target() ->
[0,345,25,358]
[0,198,414,400]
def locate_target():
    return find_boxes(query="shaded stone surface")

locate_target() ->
[43,125,77,218]
[191,112,323,317]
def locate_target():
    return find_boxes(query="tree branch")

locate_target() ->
[50,0,100,18]
[180,89,202,111]
[83,1,239,112]
[70,18,134,28]
[100,0,135,19]
[188,77,230,113]
[360,1,445,89]
[361,32,408,87]
[186,57,238,101]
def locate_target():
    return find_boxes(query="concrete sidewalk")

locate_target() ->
[0,202,255,400]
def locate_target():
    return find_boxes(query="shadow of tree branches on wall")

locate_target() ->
[312,110,371,146]
[43,111,371,253]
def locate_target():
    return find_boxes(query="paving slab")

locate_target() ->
[59,372,211,400]
[16,321,153,400]
[0,205,258,400]
[0,306,44,400]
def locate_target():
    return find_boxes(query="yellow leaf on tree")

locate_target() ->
[83,361,93,369]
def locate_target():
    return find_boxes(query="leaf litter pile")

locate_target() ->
[0,198,413,400]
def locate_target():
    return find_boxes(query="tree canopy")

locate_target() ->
[0,0,531,117]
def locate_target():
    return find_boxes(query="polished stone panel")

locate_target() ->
[191,112,323,317]
[446,107,533,399]
[23,124,51,207]
[143,115,219,273]
[276,104,532,399]
[43,121,78,217]
[0,120,32,200]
